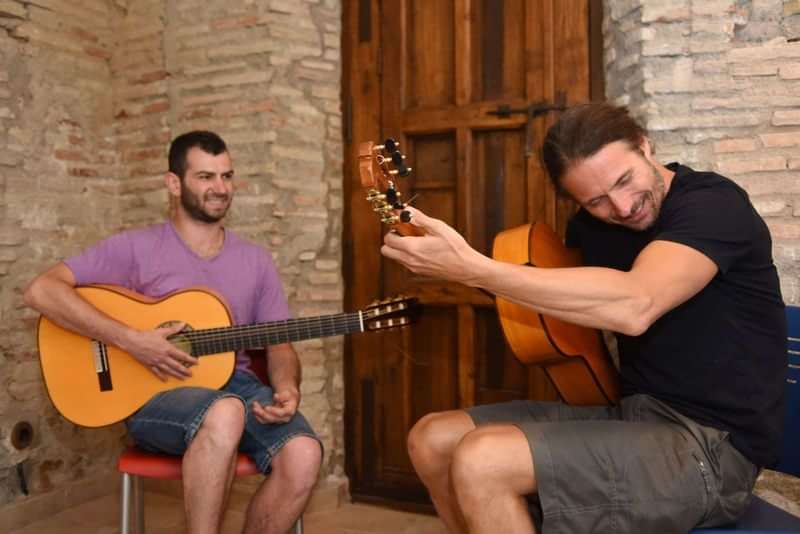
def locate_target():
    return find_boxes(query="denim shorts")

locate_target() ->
[468,394,758,534]
[126,370,321,473]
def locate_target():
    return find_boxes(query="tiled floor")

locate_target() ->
[8,488,448,534]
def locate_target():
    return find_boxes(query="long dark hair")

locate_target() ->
[542,103,647,193]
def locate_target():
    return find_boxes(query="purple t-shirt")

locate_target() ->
[64,222,291,371]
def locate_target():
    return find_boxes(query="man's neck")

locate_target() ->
[657,161,677,194]
[171,212,225,259]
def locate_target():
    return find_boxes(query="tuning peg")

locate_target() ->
[382,138,398,152]
[399,210,412,223]
[385,187,399,206]
[391,151,405,166]
[366,189,386,202]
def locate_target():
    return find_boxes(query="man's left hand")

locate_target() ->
[381,206,489,285]
[252,388,300,424]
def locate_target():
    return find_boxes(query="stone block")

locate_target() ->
[779,63,800,79]
[713,138,758,153]
[716,155,786,174]
[774,109,800,125]
[759,131,800,147]
[785,0,800,16]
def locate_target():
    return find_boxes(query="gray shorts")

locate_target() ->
[127,370,321,474]
[468,394,758,534]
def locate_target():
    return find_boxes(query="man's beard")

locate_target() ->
[180,187,230,223]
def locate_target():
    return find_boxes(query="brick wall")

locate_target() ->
[0,0,343,527]
[604,0,800,302]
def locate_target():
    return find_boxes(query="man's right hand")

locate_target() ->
[122,322,199,381]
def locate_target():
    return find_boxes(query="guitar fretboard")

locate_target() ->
[182,312,364,356]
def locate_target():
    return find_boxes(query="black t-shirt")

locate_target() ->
[565,163,786,467]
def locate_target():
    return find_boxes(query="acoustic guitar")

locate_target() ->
[360,138,618,405]
[37,285,418,427]
[492,223,619,405]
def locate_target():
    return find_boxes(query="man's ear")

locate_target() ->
[638,137,656,161]
[165,172,181,197]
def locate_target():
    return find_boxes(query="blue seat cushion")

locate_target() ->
[691,495,800,532]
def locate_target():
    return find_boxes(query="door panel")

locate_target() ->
[344,0,599,506]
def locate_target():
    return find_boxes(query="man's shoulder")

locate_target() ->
[667,163,751,210]
[670,163,744,194]
[113,221,170,240]
[222,229,273,260]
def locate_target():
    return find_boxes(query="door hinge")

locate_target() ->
[486,92,568,157]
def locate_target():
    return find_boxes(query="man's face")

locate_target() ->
[178,147,234,223]
[561,140,666,232]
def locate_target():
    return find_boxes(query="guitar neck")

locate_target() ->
[184,312,364,356]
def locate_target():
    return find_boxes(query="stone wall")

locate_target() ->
[604,0,800,302]
[0,0,343,528]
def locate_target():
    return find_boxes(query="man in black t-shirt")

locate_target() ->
[381,103,786,534]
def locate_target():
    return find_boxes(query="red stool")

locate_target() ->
[117,447,303,534]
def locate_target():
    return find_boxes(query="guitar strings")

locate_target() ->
[181,313,363,343]
[172,308,392,352]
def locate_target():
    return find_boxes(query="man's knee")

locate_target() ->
[451,425,537,502]
[197,396,246,446]
[272,435,322,492]
[407,410,473,468]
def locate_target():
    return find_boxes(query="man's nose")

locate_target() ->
[608,192,634,218]
[209,176,228,194]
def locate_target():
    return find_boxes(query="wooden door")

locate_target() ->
[343,0,601,506]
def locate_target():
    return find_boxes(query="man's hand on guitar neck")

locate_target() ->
[119,322,199,382]
[381,207,491,286]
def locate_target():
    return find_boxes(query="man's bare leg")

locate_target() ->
[407,410,476,533]
[243,435,321,534]
[182,397,246,534]
[451,425,537,534]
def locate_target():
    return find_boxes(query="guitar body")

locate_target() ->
[493,223,620,405]
[37,286,236,428]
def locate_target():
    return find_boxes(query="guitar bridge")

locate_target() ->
[91,340,113,392]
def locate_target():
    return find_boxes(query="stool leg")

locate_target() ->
[294,515,304,534]
[133,474,145,534]
[120,473,132,534]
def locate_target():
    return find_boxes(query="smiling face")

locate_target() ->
[172,147,234,223]
[560,139,669,232]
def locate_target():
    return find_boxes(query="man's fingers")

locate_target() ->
[169,347,199,367]
[149,365,168,382]
[161,321,186,335]
[252,401,291,423]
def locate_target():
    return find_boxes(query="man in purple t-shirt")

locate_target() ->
[24,131,321,534]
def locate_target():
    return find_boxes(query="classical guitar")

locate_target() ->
[360,138,618,405]
[37,285,418,427]
[493,223,619,405]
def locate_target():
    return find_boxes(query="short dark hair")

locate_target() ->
[168,130,228,179]
[541,103,648,193]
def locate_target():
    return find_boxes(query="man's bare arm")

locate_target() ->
[24,262,197,379]
[381,207,717,336]
[252,343,301,424]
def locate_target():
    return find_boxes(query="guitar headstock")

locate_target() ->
[362,295,420,331]
[358,139,424,236]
